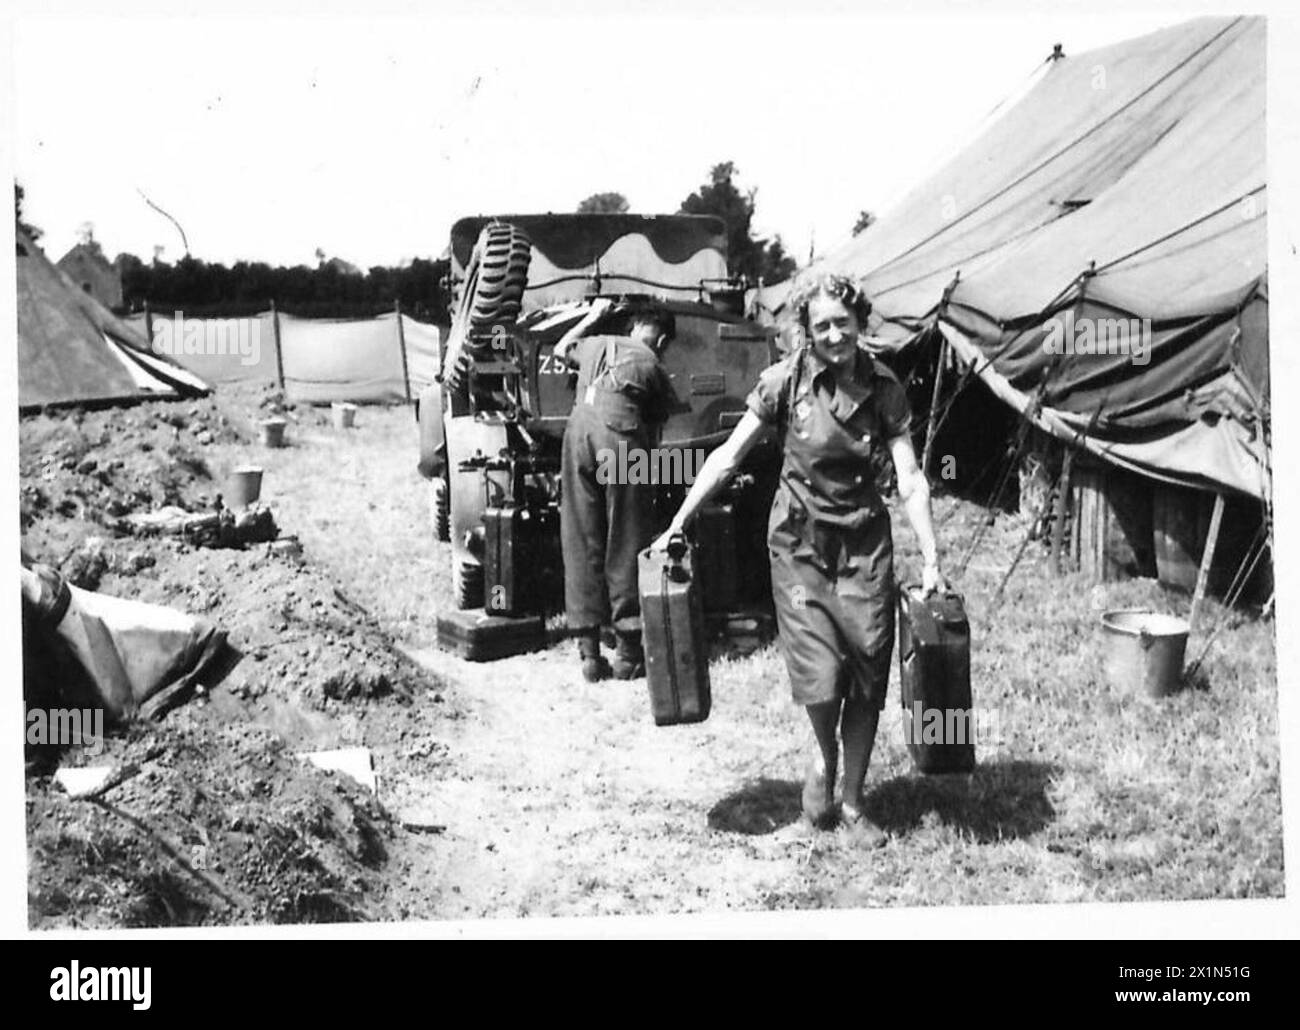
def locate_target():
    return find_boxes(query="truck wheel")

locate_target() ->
[432,476,450,542]
[440,221,532,396]
[454,559,484,610]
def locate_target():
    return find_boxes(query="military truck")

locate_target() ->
[416,213,781,618]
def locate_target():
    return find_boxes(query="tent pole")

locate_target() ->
[1184,519,1267,683]
[955,417,1031,576]
[270,299,285,392]
[1050,400,1106,576]
[1189,492,1227,637]
[992,515,1040,606]
[395,298,412,404]
[921,332,948,476]
[1050,446,1076,574]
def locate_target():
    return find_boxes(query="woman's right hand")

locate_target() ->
[921,560,950,596]
[646,411,766,555]
[650,524,684,552]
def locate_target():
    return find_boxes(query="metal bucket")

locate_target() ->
[1100,609,1189,698]
[332,402,357,429]
[259,417,287,448]
[226,465,263,509]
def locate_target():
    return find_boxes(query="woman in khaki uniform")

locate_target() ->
[653,275,946,844]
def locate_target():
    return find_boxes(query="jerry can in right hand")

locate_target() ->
[639,537,711,726]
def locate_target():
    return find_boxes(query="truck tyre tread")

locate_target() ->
[432,477,451,542]
[455,559,484,610]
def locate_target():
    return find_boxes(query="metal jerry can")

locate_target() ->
[638,537,711,726]
[897,586,975,774]
[693,502,739,613]
[483,503,533,617]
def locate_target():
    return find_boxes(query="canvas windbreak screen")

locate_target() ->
[127,312,442,404]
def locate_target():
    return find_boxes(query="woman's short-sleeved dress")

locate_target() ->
[745,344,913,708]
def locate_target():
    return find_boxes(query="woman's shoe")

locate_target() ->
[840,801,887,848]
[801,759,837,830]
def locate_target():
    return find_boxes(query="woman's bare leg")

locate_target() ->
[840,697,879,810]
[840,697,886,846]
[803,700,841,826]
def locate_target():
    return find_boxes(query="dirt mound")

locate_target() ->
[21,386,454,928]
[27,718,395,926]
[20,400,239,571]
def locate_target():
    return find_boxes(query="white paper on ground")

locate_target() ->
[296,746,377,794]
[54,765,119,798]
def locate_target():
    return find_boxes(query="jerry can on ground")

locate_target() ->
[897,586,975,774]
[483,502,560,617]
[483,503,530,616]
[639,536,711,726]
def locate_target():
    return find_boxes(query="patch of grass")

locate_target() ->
[203,393,1283,912]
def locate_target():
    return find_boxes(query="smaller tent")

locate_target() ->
[15,228,210,411]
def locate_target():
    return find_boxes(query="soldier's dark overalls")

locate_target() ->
[561,334,676,635]
[746,344,913,707]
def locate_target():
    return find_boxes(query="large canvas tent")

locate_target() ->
[757,16,1268,502]
[16,228,211,411]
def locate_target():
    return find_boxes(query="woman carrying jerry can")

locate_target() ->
[652,274,948,845]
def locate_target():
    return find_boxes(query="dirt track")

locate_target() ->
[21,385,1284,929]
[20,387,828,925]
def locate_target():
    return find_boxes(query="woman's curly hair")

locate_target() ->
[789,273,874,333]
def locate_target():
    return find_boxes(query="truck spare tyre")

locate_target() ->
[441,221,533,395]
[468,221,532,328]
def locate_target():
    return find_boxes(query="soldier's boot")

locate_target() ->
[577,629,611,683]
[611,630,645,680]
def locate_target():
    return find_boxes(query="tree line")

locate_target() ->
[18,179,450,321]
[114,253,449,323]
[21,158,843,320]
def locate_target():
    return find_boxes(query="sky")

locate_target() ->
[10,2,1188,270]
